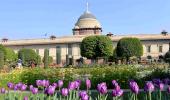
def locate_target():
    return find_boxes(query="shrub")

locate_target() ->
[43,49,49,68]
[18,48,41,67]
[116,37,143,62]
[0,50,4,68]
[81,36,113,61]
[5,47,17,63]
[164,50,170,67]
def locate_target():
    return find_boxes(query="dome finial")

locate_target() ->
[86,2,89,13]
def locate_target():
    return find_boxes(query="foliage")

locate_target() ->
[5,47,17,63]
[43,49,49,68]
[0,45,6,60]
[0,50,4,68]
[80,35,113,59]
[18,48,41,67]
[164,50,170,66]
[116,37,143,61]
[42,56,53,64]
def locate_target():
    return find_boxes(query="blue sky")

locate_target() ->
[0,0,169,40]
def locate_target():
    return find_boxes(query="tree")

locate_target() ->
[0,45,6,60]
[116,38,143,62]
[42,56,53,65]
[44,49,49,68]
[80,35,113,61]
[164,50,170,67]
[0,50,4,68]
[5,47,17,63]
[18,48,41,67]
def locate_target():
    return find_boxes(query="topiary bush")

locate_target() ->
[18,48,41,67]
[116,37,143,62]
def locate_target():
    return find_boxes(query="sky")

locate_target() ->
[0,0,170,40]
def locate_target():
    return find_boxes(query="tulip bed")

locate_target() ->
[0,79,170,100]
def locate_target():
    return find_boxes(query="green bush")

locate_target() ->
[18,48,41,67]
[5,47,17,63]
[116,38,143,62]
[164,50,170,67]
[81,35,113,60]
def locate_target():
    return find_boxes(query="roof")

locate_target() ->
[1,34,170,46]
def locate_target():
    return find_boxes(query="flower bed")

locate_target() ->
[0,79,170,100]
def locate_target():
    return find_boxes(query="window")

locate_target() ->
[159,45,163,53]
[147,45,151,53]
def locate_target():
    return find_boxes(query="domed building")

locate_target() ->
[73,4,102,35]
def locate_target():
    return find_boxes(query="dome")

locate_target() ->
[75,11,101,29]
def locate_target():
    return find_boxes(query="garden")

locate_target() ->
[0,36,170,100]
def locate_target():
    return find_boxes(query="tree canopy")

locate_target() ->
[116,37,143,60]
[80,35,113,59]
[18,48,41,67]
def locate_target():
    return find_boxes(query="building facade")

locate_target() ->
[1,6,170,65]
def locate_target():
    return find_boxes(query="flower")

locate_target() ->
[16,82,23,89]
[52,83,58,88]
[36,80,42,87]
[47,85,56,95]
[158,83,164,91]
[144,82,155,92]
[61,88,69,96]
[7,82,14,89]
[68,82,75,90]
[86,79,91,89]
[129,81,139,94]
[0,88,6,94]
[163,78,170,85]
[75,80,81,89]
[23,96,28,100]
[112,89,123,97]
[112,80,119,87]
[167,86,170,93]
[58,80,63,88]
[31,88,38,94]
[29,85,34,91]
[14,85,18,91]
[20,84,27,91]
[79,91,89,100]
[97,82,107,95]
[42,80,49,87]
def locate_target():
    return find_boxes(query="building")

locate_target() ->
[1,4,170,65]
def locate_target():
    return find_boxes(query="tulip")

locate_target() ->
[14,85,18,91]
[0,88,6,94]
[144,82,154,92]
[31,88,38,94]
[21,84,27,91]
[75,80,81,89]
[129,81,139,94]
[47,85,56,95]
[97,82,107,95]
[144,82,154,100]
[23,96,28,100]
[158,83,164,91]
[7,82,14,89]
[112,80,119,87]
[86,79,91,90]
[36,80,42,87]
[61,88,69,96]
[42,80,49,87]
[162,78,170,85]
[52,83,58,88]
[29,85,34,91]
[68,81,76,91]
[81,94,89,100]
[112,89,123,97]
[58,80,63,88]
[79,91,87,97]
